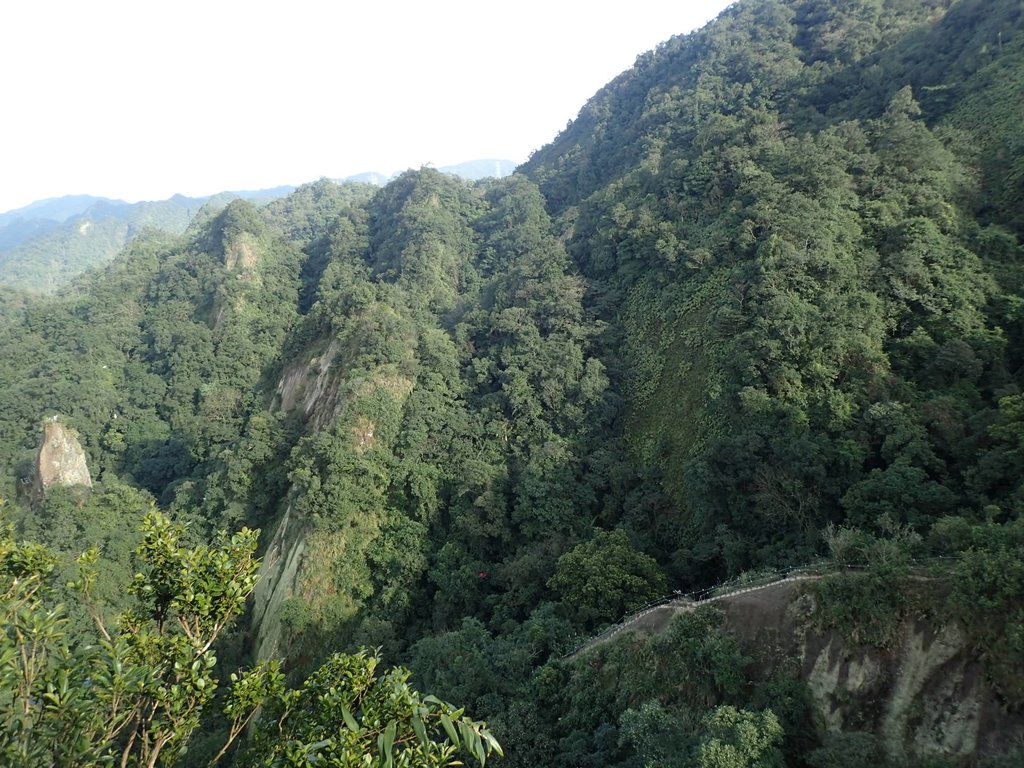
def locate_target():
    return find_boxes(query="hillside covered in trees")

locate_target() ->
[1,1,1023,765]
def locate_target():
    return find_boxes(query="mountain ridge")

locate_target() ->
[0,160,516,293]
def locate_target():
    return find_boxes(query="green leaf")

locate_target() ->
[305,738,333,757]
[472,736,485,766]
[381,720,396,768]
[482,731,504,757]
[459,722,484,764]
[411,711,427,744]
[439,714,459,747]
[341,704,360,732]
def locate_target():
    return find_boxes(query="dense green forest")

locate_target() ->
[2,0,1023,765]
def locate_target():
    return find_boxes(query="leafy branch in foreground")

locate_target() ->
[1,507,261,767]
[239,648,503,768]
[1,506,502,768]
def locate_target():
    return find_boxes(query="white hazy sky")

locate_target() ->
[0,0,733,214]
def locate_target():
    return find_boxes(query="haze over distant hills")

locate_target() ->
[0,194,128,227]
[0,189,288,294]
[0,159,515,293]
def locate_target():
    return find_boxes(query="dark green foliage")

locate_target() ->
[520,0,1024,592]
[807,567,912,649]
[947,520,1024,708]
[547,529,666,629]
[807,731,887,768]
[619,701,695,768]
[502,609,771,768]
[0,1,1023,765]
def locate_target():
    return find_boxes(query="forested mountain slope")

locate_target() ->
[0,1,1022,766]
[0,163,514,295]
[524,0,1024,576]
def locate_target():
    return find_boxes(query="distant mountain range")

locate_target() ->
[434,159,517,180]
[0,160,515,293]
[0,190,287,294]
[339,160,517,187]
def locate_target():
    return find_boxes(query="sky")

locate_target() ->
[0,0,734,214]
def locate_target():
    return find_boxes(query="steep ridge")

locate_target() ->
[244,170,610,668]
[567,570,829,658]
[556,566,1023,765]
[520,0,1024,582]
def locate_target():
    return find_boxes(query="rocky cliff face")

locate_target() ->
[273,336,344,430]
[583,577,1022,764]
[34,419,92,494]
[717,582,1024,764]
[250,504,306,661]
[249,337,346,659]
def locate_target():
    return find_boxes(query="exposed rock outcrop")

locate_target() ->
[250,504,306,661]
[224,231,259,272]
[718,582,1023,764]
[577,578,1023,764]
[274,337,343,429]
[34,418,92,495]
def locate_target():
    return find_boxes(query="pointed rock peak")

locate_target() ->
[35,417,92,495]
